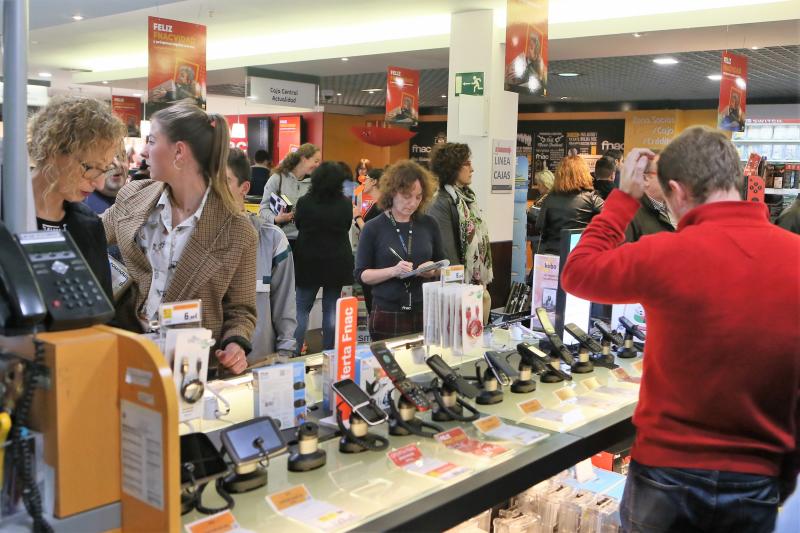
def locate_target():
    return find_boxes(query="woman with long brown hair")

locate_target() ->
[535,155,604,254]
[104,102,257,375]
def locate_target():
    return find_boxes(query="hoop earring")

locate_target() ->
[173,159,182,171]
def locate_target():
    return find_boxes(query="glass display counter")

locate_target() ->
[181,330,640,532]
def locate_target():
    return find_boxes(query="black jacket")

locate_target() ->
[776,196,800,235]
[37,201,113,301]
[294,194,354,287]
[625,195,675,242]
[593,179,616,200]
[535,190,604,254]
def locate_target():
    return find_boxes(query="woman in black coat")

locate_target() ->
[293,162,354,353]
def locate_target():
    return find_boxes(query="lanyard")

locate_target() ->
[387,212,413,258]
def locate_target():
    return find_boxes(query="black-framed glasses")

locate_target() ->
[80,161,117,180]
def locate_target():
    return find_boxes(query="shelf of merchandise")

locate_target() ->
[739,160,800,164]
[732,139,800,144]
[765,188,800,196]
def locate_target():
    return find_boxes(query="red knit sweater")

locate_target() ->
[562,190,800,480]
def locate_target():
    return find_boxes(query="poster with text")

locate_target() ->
[408,121,447,167]
[491,139,515,193]
[386,66,420,126]
[112,95,143,138]
[504,0,548,95]
[718,51,748,132]
[277,116,302,164]
[147,16,206,117]
[519,120,625,172]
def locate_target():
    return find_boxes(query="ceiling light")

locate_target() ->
[72,15,84,21]
[231,123,246,138]
[560,96,569,100]
[38,72,52,78]
[557,72,580,77]
[633,33,643,38]
[707,74,722,81]
[751,46,759,50]
[653,57,679,65]
[361,88,382,93]
[132,92,142,97]
[101,80,109,85]
[441,95,447,98]
[341,57,349,62]
[336,93,342,96]
[246,95,258,100]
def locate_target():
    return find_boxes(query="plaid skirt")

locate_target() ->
[368,305,424,341]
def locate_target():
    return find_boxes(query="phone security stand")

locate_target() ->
[337,405,389,453]
[511,354,537,394]
[288,422,327,472]
[222,451,270,494]
[571,347,594,374]
[388,392,443,438]
[428,377,481,422]
[617,317,644,359]
[474,363,503,405]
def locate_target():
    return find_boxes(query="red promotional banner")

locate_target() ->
[717,51,748,132]
[147,16,206,117]
[385,66,420,126]
[111,95,142,138]
[504,0,549,95]
[334,297,359,419]
[277,116,302,163]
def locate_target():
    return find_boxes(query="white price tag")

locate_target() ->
[441,265,465,283]
[159,299,202,327]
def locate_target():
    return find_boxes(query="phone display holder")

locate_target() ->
[475,363,503,405]
[388,393,443,438]
[336,405,389,454]
[428,377,481,422]
[511,361,537,393]
[288,422,327,472]
[180,433,234,515]
[571,348,594,374]
[617,335,638,359]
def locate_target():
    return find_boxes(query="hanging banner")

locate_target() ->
[112,95,143,138]
[385,66,420,126]
[147,17,207,117]
[717,51,748,132]
[504,0,548,95]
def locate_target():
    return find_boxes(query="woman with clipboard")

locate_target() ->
[355,161,446,341]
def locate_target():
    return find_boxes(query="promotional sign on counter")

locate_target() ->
[333,296,359,419]
[277,116,302,164]
[718,51,748,132]
[147,17,206,117]
[385,66,420,126]
[504,0,549,95]
[111,95,143,138]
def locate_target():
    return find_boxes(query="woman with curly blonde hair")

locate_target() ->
[29,95,126,300]
[354,160,444,340]
[535,155,604,254]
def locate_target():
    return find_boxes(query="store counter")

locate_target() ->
[181,332,641,532]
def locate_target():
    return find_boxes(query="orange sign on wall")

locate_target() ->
[147,16,206,117]
[334,297,359,419]
[111,95,142,138]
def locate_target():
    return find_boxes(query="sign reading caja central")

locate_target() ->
[334,297,359,419]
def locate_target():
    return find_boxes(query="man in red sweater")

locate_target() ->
[562,126,799,533]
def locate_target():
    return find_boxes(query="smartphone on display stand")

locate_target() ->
[483,351,519,386]
[426,354,479,398]
[536,307,576,365]
[332,379,389,426]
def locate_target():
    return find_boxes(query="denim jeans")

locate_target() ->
[295,285,341,354]
[621,460,779,533]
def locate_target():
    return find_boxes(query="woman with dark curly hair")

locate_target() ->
[29,95,127,301]
[355,160,444,340]
[293,162,354,352]
[429,142,493,319]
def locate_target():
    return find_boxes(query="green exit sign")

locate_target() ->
[455,72,484,96]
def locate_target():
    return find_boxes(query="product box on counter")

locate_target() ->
[253,362,307,429]
[321,344,386,415]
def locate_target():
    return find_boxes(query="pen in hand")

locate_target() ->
[388,247,405,262]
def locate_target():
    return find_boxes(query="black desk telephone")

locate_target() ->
[0,221,114,335]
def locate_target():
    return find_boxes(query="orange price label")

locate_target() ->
[632,360,644,373]
[473,415,502,433]
[518,399,544,415]
[612,368,631,380]
[266,485,311,512]
[434,428,469,447]
[554,388,576,402]
[185,511,239,533]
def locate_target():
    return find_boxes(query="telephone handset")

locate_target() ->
[0,222,114,334]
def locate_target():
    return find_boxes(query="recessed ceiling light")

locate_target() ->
[633,33,643,38]
[101,80,109,85]
[707,74,722,81]
[751,46,759,50]
[132,93,142,97]
[341,57,349,62]
[560,96,569,100]
[441,95,447,98]
[336,93,342,96]
[653,57,679,65]
[361,88,382,93]
[38,72,52,78]
[246,95,258,100]
[72,15,84,21]
[557,72,580,77]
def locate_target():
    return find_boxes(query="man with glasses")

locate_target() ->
[86,158,128,215]
[625,151,675,242]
